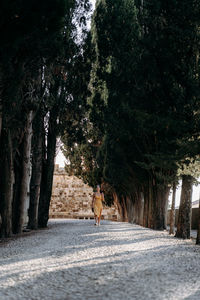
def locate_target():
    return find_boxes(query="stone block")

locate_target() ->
[49,167,119,221]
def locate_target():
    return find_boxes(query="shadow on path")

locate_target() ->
[0,219,199,300]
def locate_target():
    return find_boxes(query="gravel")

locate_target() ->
[0,219,200,300]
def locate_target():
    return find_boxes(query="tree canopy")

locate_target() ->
[62,0,200,231]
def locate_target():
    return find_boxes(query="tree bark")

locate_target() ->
[0,101,2,230]
[0,102,2,138]
[138,192,144,226]
[146,178,170,230]
[169,182,176,235]
[143,186,149,227]
[28,112,43,229]
[132,191,143,225]
[153,185,170,230]
[113,192,125,222]
[126,196,135,223]
[38,111,57,228]
[0,129,14,237]
[12,154,23,233]
[176,175,193,239]
[113,193,128,222]
[147,181,154,228]
[18,111,33,231]
[13,111,33,234]
[121,195,128,222]
[196,199,200,245]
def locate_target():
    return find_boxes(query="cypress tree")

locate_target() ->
[0,0,90,236]
[65,0,200,230]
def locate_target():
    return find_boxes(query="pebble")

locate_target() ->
[0,219,200,300]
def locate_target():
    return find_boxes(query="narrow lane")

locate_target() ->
[0,220,200,300]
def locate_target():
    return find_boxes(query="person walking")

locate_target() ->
[92,185,104,226]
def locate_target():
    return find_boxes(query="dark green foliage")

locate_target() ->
[0,0,91,236]
[91,0,200,187]
[62,0,200,229]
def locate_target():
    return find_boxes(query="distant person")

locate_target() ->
[92,185,104,226]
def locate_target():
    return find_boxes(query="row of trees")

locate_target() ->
[0,0,90,238]
[0,0,199,245]
[62,0,200,244]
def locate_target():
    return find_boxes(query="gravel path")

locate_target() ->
[0,219,200,300]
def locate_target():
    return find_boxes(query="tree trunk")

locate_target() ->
[176,175,193,239]
[147,178,170,230]
[147,181,153,228]
[169,182,176,235]
[113,194,128,222]
[28,112,43,229]
[196,199,200,245]
[138,192,144,226]
[12,154,23,233]
[121,196,128,222]
[0,129,14,237]
[132,191,143,225]
[113,192,126,222]
[143,186,149,227]
[137,192,144,226]
[0,102,2,138]
[126,195,135,223]
[14,111,33,234]
[153,185,170,230]
[38,111,57,228]
[0,102,2,229]
[143,180,169,230]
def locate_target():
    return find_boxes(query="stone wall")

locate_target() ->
[49,165,120,221]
